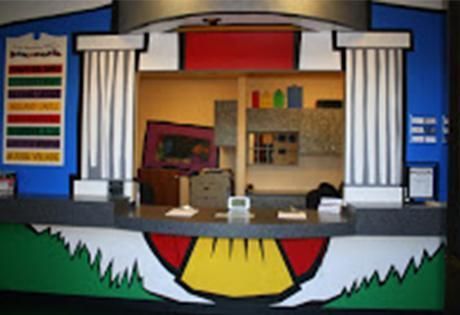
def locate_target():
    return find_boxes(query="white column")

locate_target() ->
[89,51,99,169]
[378,49,388,186]
[113,51,125,180]
[74,35,144,200]
[80,52,90,179]
[353,49,365,185]
[344,50,353,185]
[337,32,410,204]
[366,49,377,185]
[124,50,135,180]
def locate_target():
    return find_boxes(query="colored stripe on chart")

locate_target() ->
[6,151,60,162]
[9,77,62,87]
[8,102,61,111]
[8,89,61,99]
[8,64,62,74]
[7,139,60,149]
[7,126,60,136]
[8,114,60,124]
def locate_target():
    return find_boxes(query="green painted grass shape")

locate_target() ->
[0,224,161,301]
[325,246,445,310]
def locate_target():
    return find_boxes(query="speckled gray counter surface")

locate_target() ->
[0,195,127,227]
[115,205,355,238]
[350,203,446,236]
[0,196,446,238]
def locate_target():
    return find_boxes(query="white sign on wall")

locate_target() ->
[3,33,67,165]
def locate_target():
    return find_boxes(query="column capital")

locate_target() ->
[76,34,145,51]
[336,32,411,49]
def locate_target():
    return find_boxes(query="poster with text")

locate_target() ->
[3,33,66,165]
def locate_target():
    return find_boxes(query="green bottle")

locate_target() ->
[273,89,284,109]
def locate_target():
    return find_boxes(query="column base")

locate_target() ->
[74,179,138,202]
[344,186,404,205]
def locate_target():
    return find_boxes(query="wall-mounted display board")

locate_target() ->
[3,33,66,165]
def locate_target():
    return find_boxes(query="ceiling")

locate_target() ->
[0,0,447,28]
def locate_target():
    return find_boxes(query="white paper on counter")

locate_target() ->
[165,206,198,218]
[277,211,307,220]
[318,204,342,214]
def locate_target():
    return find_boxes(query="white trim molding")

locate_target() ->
[344,186,404,205]
[336,32,411,48]
[74,180,109,197]
[299,32,341,71]
[74,180,138,201]
[374,0,446,11]
[77,35,145,51]
[139,33,179,71]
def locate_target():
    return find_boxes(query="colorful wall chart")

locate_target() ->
[3,33,66,165]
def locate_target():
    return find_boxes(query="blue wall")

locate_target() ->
[0,7,112,195]
[372,4,448,201]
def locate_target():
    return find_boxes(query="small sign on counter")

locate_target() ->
[318,197,342,214]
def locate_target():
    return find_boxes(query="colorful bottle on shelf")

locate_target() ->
[287,85,303,108]
[251,90,260,108]
[274,89,285,108]
[261,91,271,108]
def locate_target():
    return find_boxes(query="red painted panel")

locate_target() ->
[279,238,328,277]
[8,114,60,124]
[185,32,295,70]
[148,234,192,271]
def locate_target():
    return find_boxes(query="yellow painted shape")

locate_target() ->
[260,91,272,108]
[6,151,60,162]
[181,238,293,298]
[8,102,61,112]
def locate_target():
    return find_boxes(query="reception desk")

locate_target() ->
[0,196,446,314]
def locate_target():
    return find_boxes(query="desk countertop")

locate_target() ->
[0,195,446,238]
[115,205,354,238]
